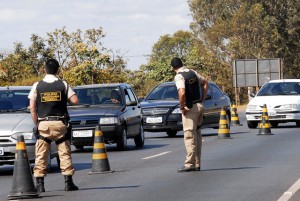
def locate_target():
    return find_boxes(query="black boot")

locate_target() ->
[64,175,79,191]
[36,177,45,193]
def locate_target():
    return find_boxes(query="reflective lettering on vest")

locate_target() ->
[41,91,61,102]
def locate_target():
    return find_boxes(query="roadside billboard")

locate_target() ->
[232,58,283,87]
[232,58,283,104]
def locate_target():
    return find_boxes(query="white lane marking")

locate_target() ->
[277,177,300,201]
[142,151,171,160]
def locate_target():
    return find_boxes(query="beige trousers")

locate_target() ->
[33,120,75,177]
[182,103,204,168]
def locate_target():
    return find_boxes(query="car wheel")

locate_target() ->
[134,125,145,148]
[247,121,258,129]
[74,145,84,150]
[117,127,128,151]
[166,131,177,137]
[271,122,279,128]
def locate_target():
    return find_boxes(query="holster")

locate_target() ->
[34,126,51,144]
[33,126,39,139]
[65,123,72,141]
[64,113,72,142]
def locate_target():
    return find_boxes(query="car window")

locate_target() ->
[206,85,212,99]
[257,82,300,96]
[0,90,30,110]
[125,88,137,105]
[146,85,179,100]
[210,84,222,100]
[74,87,124,105]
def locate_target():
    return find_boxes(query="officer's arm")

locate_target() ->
[68,94,79,105]
[29,99,38,127]
[178,88,187,115]
[201,80,208,102]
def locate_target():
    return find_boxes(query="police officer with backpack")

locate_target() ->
[171,57,208,172]
[28,58,79,193]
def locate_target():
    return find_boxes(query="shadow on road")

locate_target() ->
[77,185,140,191]
[0,165,14,175]
[201,166,260,171]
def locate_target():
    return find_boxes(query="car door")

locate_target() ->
[210,83,225,123]
[202,85,216,125]
[124,88,141,136]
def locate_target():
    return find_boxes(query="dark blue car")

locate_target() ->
[140,82,231,137]
[68,83,144,151]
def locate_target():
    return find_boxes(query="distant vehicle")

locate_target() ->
[246,79,300,128]
[140,82,231,137]
[69,83,144,151]
[0,86,58,170]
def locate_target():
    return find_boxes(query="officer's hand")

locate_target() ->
[181,108,188,115]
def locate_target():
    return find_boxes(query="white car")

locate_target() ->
[246,79,300,128]
[0,86,58,170]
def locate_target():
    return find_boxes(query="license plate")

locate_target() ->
[146,117,163,124]
[268,111,276,116]
[0,147,3,156]
[72,130,93,137]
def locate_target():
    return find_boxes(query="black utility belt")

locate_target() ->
[192,100,202,104]
[39,116,65,121]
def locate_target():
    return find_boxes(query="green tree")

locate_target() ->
[188,0,300,77]
[0,41,46,85]
[47,27,128,85]
[188,0,300,103]
[27,34,53,76]
[141,30,195,82]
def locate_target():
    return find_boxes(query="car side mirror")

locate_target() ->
[205,95,212,100]
[126,101,138,106]
[250,92,256,97]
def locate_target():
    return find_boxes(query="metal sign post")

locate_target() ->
[232,58,283,105]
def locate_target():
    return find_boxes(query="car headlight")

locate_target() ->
[281,104,298,109]
[11,132,36,140]
[172,108,182,114]
[99,117,119,124]
[247,105,259,110]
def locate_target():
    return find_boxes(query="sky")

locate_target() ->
[0,0,193,70]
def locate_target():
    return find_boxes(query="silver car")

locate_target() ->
[0,86,58,169]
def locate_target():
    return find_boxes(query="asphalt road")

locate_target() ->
[1,109,300,201]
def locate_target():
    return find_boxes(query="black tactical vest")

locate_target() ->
[178,70,201,108]
[36,80,68,118]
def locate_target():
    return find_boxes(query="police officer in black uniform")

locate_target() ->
[28,59,79,192]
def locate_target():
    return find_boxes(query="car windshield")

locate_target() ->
[257,82,300,96]
[74,87,123,105]
[146,85,178,100]
[0,90,30,111]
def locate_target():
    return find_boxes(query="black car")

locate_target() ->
[68,83,144,151]
[140,82,231,137]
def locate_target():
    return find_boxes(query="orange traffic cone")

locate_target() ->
[89,125,114,174]
[8,135,39,200]
[231,103,243,126]
[218,107,231,139]
[258,104,273,135]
